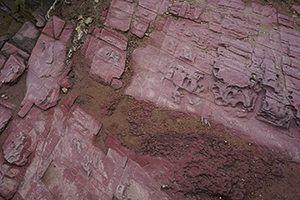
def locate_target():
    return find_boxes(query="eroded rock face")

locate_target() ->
[10,96,171,199]
[0,153,25,199]
[81,27,127,86]
[12,21,41,52]
[106,0,134,32]
[125,0,300,162]
[2,119,37,166]
[0,106,12,133]
[19,16,74,117]
[0,54,26,88]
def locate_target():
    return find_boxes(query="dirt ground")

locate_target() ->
[1,0,300,199]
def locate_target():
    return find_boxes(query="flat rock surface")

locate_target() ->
[0,0,300,200]
[14,99,171,200]
[125,0,300,164]
[12,21,41,53]
[0,106,12,133]
[0,54,26,87]
[19,16,73,116]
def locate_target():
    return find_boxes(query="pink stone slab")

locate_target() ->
[12,21,41,52]
[0,157,25,199]
[0,53,7,69]
[0,54,26,87]
[111,78,123,89]
[116,159,170,200]
[110,0,134,14]
[68,105,102,138]
[0,99,17,111]
[21,18,72,111]
[43,16,66,39]
[221,16,249,39]
[278,14,294,28]
[100,27,128,50]
[159,0,170,14]
[25,184,53,200]
[59,24,74,42]
[1,42,30,60]
[161,35,180,55]
[131,18,149,38]
[139,0,163,13]
[107,148,128,168]
[18,101,33,118]
[106,7,132,31]
[135,5,157,22]
[3,119,37,166]
[90,40,126,84]
[163,18,218,50]
[0,106,12,133]
[92,27,102,38]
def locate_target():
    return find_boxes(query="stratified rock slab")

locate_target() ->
[0,153,25,199]
[125,0,300,162]
[1,42,30,60]
[0,106,12,133]
[131,18,149,38]
[12,21,41,53]
[90,40,126,84]
[106,0,134,31]
[13,100,172,199]
[19,16,74,117]
[139,0,163,13]
[100,27,128,51]
[0,54,26,87]
[81,28,127,85]
[2,119,37,166]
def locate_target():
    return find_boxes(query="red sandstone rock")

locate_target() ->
[221,16,249,39]
[139,0,163,13]
[60,24,74,42]
[278,13,294,28]
[43,16,66,39]
[0,53,6,68]
[136,5,157,22]
[219,0,245,10]
[159,0,169,14]
[89,39,126,84]
[2,119,37,166]
[18,101,33,118]
[100,27,128,50]
[111,78,123,90]
[12,21,41,52]
[111,0,134,14]
[0,99,17,111]
[106,8,131,31]
[282,56,300,80]
[0,35,11,50]
[252,2,277,24]
[1,42,30,60]
[163,18,218,50]
[0,106,12,133]
[0,153,25,199]
[92,27,102,38]
[131,18,149,38]
[32,7,47,28]
[20,18,74,114]
[169,0,205,22]
[12,101,173,199]
[0,54,25,88]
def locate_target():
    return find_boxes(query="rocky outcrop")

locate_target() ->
[125,0,300,162]
[19,16,74,117]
